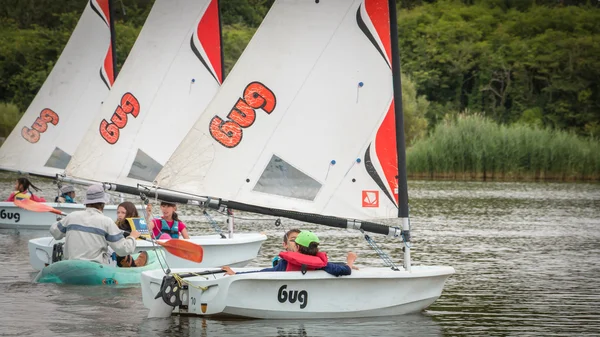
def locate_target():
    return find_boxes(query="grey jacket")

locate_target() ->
[50,207,137,264]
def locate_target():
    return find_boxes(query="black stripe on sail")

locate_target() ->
[356,5,390,69]
[99,68,110,90]
[89,0,109,27]
[190,35,219,84]
[364,144,397,207]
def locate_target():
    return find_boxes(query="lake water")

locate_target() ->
[0,173,599,336]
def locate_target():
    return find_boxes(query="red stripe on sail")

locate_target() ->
[197,0,222,83]
[104,44,115,86]
[375,102,398,205]
[97,0,111,25]
[365,0,392,65]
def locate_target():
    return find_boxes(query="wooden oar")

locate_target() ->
[14,198,204,263]
[13,198,67,216]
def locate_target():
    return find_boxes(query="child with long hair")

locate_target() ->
[146,201,190,239]
[114,201,147,267]
[5,177,46,202]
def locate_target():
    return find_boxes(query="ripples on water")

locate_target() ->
[0,173,599,336]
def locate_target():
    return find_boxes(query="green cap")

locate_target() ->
[294,231,319,247]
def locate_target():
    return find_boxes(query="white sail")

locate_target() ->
[0,0,115,175]
[65,0,223,186]
[156,0,400,221]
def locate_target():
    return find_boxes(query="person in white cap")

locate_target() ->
[55,185,76,203]
[49,184,144,265]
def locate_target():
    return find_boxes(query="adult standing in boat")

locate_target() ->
[146,201,190,239]
[5,177,46,202]
[49,184,141,264]
[54,185,76,203]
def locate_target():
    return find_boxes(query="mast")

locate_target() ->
[388,0,411,271]
[217,0,225,81]
[108,0,118,78]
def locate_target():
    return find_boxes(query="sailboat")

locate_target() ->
[140,0,454,318]
[28,0,267,278]
[0,0,126,229]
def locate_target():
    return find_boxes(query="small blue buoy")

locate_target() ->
[358,82,364,87]
[330,160,336,165]
[356,158,361,163]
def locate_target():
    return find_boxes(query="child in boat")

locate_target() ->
[146,201,190,239]
[5,177,46,202]
[223,230,358,276]
[114,201,148,267]
[271,228,301,267]
[54,185,76,203]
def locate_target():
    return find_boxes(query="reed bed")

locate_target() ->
[406,115,600,181]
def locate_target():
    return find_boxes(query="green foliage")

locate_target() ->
[407,114,600,180]
[401,73,429,145]
[398,1,600,136]
[0,102,22,139]
[222,24,256,76]
[220,0,273,26]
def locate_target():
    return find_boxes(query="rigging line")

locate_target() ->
[360,229,399,270]
[202,210,226,238]
[240,3,357,190]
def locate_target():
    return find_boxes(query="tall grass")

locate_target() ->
[0,102,22,144]
[406,114,600,181]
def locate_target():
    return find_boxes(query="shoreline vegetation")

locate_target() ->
[407,115,600,181]
[1,1,599,182]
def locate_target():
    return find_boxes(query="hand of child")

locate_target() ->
[222,266,236,275]
[347,251,359,270]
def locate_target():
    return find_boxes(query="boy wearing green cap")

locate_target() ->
[223,230,358,276]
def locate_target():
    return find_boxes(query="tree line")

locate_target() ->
[1,0,598,141]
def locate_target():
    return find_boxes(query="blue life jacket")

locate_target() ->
[54,194,74,203]
[159,219,179,239]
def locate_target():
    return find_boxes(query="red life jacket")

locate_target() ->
[279,251,328,272]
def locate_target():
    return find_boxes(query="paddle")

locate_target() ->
[14,198,204,263]
[137,236,204,263]
[13,198,67,216]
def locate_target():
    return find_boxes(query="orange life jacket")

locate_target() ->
[279,251,328,272]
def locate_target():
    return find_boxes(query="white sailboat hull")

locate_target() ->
[28,233,267,271]
[0,202,128,230]
[141,266,455,319]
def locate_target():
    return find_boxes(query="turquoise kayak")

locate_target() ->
[36,251,161,285]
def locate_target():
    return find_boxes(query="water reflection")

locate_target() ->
[138,315,443,337]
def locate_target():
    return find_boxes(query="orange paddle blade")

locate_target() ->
[158,239,203,263]
[14,198,66,216]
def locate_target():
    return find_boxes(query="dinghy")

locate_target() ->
[36,251,161,285]
[0,202,124,230]
[0,0,120,229]
[140,0,454,319]
[28,233,267,271]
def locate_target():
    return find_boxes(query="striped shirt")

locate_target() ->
[50,207,137,264]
